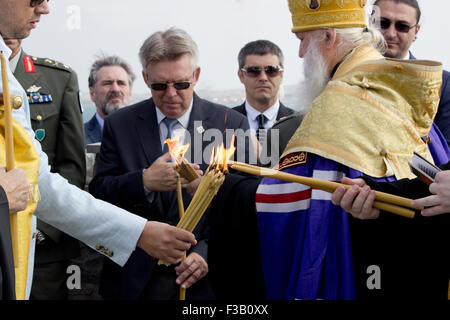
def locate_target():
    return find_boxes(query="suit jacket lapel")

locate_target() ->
[276,103,292,120]
[14,51,41,91]
[186,93,212,169]
[235,102,247,116]
[135,98,163,165]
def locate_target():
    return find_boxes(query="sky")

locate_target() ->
[22,0,450,96]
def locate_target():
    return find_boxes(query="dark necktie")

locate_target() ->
[256,114,268,141]
[162,117,178,154]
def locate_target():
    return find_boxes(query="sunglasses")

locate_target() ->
[379,18,418,33]
[241,65,283,78]
[30,0,49,7]
[150,81,192,91]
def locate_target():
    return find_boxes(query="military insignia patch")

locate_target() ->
[24,56,35,73]
[35,129,46,142]
[279,151,308,170]
[26,85,41,93]
[27,92,53,104]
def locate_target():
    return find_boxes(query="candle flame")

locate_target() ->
[209,135,236,172]
[164,133,190,161]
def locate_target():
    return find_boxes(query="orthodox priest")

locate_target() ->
[208,0,450,300]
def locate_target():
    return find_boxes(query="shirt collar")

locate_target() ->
[95,112,105,131]
[0,36,12,61]
[245,100,280,122]
[9,48,22,73]
[155,99,193,129]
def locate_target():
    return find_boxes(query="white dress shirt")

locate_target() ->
[155,101,193,148]
[245,100,280,134]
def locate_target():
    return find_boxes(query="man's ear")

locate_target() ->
[89,87,95,102]
[324,29,337,48]
[414,24,421,39]
[142,70,151,89]
[237,69,245,83]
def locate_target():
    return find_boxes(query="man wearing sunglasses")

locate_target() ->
[89,28,249,300]
[371,0,450,147]
[235,40,294,149]
[0,0,197,300]
[234,40,294,167]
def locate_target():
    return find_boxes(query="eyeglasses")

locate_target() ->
[150,81,193,91]
[379,18,418,33]
[30,0,49,7]
[240,65,283,78]
[148,72,195,91]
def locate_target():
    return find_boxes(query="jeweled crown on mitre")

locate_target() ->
[288,0,368,33]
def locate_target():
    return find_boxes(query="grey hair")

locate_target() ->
[139,27,199,70]
[88,54,136,88]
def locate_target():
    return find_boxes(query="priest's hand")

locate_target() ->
[143,152,177,192]
[175,252,208,289]
[332,177,379,220]
[137,221,197,265]
[0,167,30,213]
[412,170,450,216]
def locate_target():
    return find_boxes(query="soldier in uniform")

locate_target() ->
[6,39,86,300]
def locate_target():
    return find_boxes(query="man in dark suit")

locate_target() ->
[0,168,29,300]
[89,28,250,300]
[372,0,450,146]
[6,38,85,299]
[84,55,135,144]
[233,40,294,166]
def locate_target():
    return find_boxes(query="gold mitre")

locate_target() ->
[288,0,368,33]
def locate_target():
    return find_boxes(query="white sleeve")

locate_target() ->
[10,71,146,267]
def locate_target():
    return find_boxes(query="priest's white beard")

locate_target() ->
[297,39,330,111]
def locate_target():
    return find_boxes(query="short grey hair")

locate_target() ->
[88,55,136,88]
[139,27,199,70]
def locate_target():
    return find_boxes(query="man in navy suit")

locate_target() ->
[84,55,135,144]
[233,40,294,166]
[372,0,450,146]
[234,40,294,134]
[89,28,250,300]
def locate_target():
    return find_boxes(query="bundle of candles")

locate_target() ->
[228,161,420,219]
[165,135,200,182]
[159,138,236,268]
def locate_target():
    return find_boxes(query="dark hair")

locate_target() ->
[238,40,284,69]
[373,0,421,23]
[89,54,135,88]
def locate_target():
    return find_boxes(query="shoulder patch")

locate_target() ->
[279,151,307,171]
[32,56,72,72]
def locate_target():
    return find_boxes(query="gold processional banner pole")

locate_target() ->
[0,52,18,267]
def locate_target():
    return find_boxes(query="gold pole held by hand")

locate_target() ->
[1,52,19,266]
[229,161,416,219]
